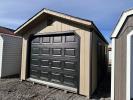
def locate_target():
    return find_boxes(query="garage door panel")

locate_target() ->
[30,70,39,78]
[31,59,40,65]
[51,73,62,83]
[30,63,39,68]
[31,47,40,54]
[30,64,40,69]
[32,43,78,48]
[41,48,50,55]
[64,48,76,57]
[42,37,51,43]
[51,68,62,74]
[29,33,79,89]
[63,69,76,76]
[31,54,40,58]
[51,67,62,70]
[41,59,49,67]
[64,61,76,70]
[64,75,77,87]
[32,37,40,43]
[30,74,38,79]
[53,36,62,43]
[51,61,62,68]
[52,48,62,56]
[40,66,49,72]
[40,66,50,72]
[40,76,49,81]
[40,56,76,61]
[65,35,76,42]
[40,71,49,81]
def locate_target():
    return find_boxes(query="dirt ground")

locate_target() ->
[0,76,110,100]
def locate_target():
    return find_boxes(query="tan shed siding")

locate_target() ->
[114,15,133,100]
[84,31,91,96]
[91,32,98,94]
[91,31,108,94]
[20,17,91,97]
[21,35,28,80]
[40,19,79,33]
[75,29,91,96]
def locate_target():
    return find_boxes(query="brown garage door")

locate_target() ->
[28,33,80,89]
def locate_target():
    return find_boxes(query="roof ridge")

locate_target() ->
[43,8,92,23]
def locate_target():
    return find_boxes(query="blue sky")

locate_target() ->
[0,0,133,43]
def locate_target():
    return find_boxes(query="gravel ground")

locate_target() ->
[0,77,110,100]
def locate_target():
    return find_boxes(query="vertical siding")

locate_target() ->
[115,33,126,100]
[114,15,133,100]
[1,35,22,77]
[91,31,108,94]
[21,35,28,80]
[20,17,92,97]
[91,32,98,94]
[84,31,91,96]
[75,29,91,97]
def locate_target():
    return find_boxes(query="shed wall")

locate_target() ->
[91,31,108,94]
[91,31,98,93]
[114,15,133,100]
[1,34,22,77]
[20,17,92,97]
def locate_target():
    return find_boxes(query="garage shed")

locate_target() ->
[15,8,108,98]
[0,26,22,78]
[111,9,133,100]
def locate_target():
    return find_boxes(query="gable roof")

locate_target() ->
[15,8,92,34]
[111,9,133,38]
[14,8,108,44]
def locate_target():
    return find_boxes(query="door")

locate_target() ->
[28,33,80,90]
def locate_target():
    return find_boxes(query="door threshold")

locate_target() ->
[27,78,77,93]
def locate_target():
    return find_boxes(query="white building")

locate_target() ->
[0,26,22,78]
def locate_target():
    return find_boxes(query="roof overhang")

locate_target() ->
[111,9,133,38]
[14,8,108,44]
[14,8,92,34]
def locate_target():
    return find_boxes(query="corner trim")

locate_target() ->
[126,30,133,100]
[111,38,115,100]
[0,36,3,78]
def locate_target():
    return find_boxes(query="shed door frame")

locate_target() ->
[27,32,80,93]
[126,30,133,100]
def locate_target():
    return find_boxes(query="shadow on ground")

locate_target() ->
[91,72,111,100]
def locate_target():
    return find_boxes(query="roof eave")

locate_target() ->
[15,8,92,34]
[91,22,108,44]
[14,9,44,34]
[111,9,133,38]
